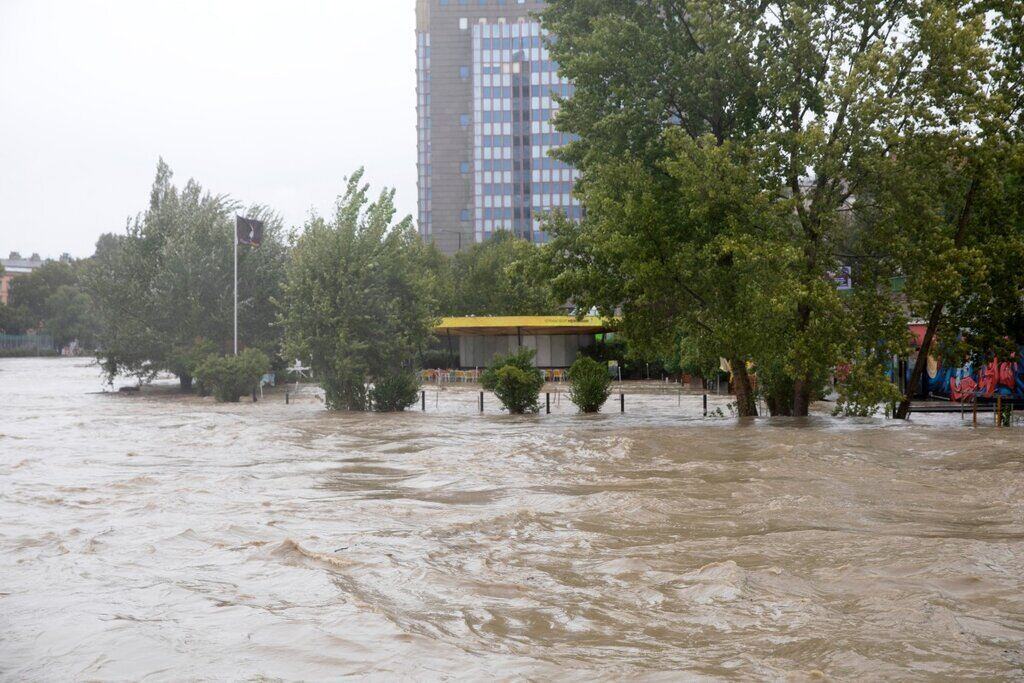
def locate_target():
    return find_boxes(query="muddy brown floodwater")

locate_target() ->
[1,358,1023,680]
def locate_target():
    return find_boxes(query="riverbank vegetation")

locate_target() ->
[0,258,99,352]
[195,349,270,403]
[538,0,1024,417]
[481,349,546,414]
[87,160,287,389]
[568,356,612,413]
[280,170,435,412]
[52,0,1023,418]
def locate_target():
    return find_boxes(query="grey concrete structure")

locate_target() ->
[416,0,580,255]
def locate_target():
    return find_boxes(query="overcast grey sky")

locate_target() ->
[0,0,416,259]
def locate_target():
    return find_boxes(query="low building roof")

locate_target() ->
[1,256,45,274]
[435,315,614,336]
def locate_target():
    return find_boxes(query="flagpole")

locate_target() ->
[233,219,238,356]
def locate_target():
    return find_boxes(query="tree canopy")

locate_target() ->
[540,0,1024,416]
[442,230,561,316]
[87,159,288,386]
[280,169,437,411]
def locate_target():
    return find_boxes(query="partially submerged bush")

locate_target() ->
[568,355,611,413]
[481,348,545,414]
[833,356,902,417]
[321,363,371,411]
[369,370,420,412]
[195,349,270,403]
[168,338,218,392]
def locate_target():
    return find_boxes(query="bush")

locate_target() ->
[481,348,544,414]
[832,356,903,417]
[370,370,421,412]
[195,349,270,403]
[168,339,218,392]
[568,355,611,413]
[279,169,437,413]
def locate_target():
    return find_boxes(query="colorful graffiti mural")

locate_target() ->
[926,351,1024,402]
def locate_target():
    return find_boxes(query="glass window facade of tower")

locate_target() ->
[472,20,581,244]
[416,30,432,239]
[415,1,581,255]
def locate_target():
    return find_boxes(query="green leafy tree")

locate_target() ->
[833,355,904,418]
[43,285,97,349]
[539,137,797,415]
[280,168,436,411]
[0,301,31,335]
[481,348,545,414]
[87,160,288,388]
[541,0,1022,417]
[168,339,220,395]
[568,355,611,413]
[866,137,1024,417]
[3,258,99,346]
[7,260,77,328]
[446,230,560,316]
[195,348,270,403]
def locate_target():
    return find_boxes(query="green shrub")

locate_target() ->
[168,339,218,392]
[195,349,270,403]
[832,356,903,417]
[481,348,544,414]
[370,370,421,412]
[568,355,611,413]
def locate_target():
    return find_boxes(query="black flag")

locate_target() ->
[236,216,264,246]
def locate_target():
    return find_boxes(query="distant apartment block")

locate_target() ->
[416,0,581,255]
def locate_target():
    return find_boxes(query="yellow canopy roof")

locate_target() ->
[435,316,614,336]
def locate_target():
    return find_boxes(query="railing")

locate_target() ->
[0,333,55,352]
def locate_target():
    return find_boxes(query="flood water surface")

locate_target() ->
[1,359,1023,680]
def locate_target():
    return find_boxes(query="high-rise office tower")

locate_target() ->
[416,0,581,255]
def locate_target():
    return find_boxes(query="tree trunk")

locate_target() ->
[179,374,193,392]
[895,175,979,420]
[895,302,942,419]
[792,377,813,417]
[731,357,758,417]
[791,300,814,417]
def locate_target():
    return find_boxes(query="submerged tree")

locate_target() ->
[541,0,1023,416]
[87,159,288,387]
[865,137,1024,417]
[280,169,436,411]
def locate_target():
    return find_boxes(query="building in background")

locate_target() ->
[416,0,581,255]
[0,252,45,305]
[435,316,611,369]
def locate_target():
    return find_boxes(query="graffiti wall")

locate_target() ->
[926,351,1024,401]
